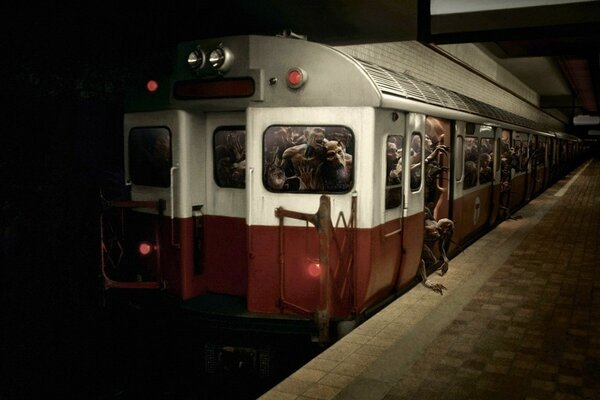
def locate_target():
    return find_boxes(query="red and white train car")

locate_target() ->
[100,35,581,364]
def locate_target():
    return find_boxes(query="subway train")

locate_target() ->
[99,34,583,375]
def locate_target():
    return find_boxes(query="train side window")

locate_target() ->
[213,127,246,188]
[513,132,528,172]
[529,135,538,167]
[385,135,403,209]
[500,130,511,171]
[463,136,478,189]
[455,135,463,181]
[495,138,501,173]
[479,138,493,184]
[537,138,546,167]
[409,133,422,191]
[263,125,354,193]
[129,127,172,187]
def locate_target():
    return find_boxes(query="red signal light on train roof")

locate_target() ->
[287,67,307,89]
[146,80,159,93]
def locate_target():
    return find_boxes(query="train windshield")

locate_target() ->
[129,127,172,187]
[263,125,354,193]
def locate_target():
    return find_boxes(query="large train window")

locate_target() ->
[479,138,493,184]
[410,133,422,191]
[385,135,403,209]
[263,125,354,193]
[463,136,478,189]
[129,127,172,187]
[214,127,246,188]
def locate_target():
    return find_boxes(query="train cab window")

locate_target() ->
[479,138,493,184]
[385,135,403,209]
[263,125,354,193]
[463,136,478,189]
[214,127,246,188]
[409,133,422,191]
[129,127,172,187]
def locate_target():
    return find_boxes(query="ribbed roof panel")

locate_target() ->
[356,59,545,131]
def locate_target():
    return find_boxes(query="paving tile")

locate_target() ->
[318,373,355,389]
[301,383,341,400]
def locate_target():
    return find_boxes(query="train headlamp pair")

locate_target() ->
[187,45,234,74]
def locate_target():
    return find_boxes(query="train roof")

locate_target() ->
[132,35,576,141]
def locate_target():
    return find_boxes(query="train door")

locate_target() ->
[396,113,425,290]
[449,121,464,256]
[510,131,528,211]
[451,122,495,247]
[380,110,405,292]
[424,116,451,221]
[489,128,508,225]
[526,134,538,200]
[498,129,513,222]
[537,136,548,193]
[199,112,248,297]
[549,138,558,183]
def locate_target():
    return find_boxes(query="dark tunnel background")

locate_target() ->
[1,6,181,398]
[1,3,321,398]
[2,68,135,398]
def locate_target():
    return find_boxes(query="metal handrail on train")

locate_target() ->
[274,195,356,342]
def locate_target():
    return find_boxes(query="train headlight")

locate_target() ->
[187,46,206,71]
[138,241,155,257]
[208,46,234,72]
[187,44,234,74]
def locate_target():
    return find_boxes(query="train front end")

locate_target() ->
[98,35,392,376]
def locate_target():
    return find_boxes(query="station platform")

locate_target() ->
[260,158,600,400]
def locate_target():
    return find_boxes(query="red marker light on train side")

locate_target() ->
[287,67,307,89]
[146,80,159,93]
[307,260,321,278]
[138,242,154,256]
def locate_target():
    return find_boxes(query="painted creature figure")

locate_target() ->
[419,206,454,295]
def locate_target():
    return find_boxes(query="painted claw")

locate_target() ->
[423,280,447,295]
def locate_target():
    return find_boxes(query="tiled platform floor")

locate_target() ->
[260,158,600,400]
